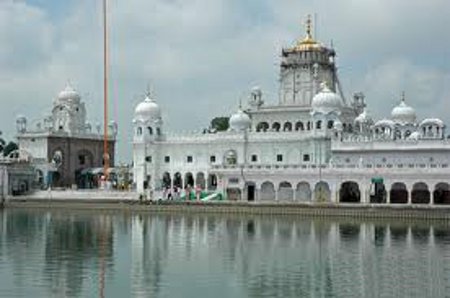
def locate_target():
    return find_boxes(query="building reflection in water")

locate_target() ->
[2,210,450,297]
[0,209,114,297]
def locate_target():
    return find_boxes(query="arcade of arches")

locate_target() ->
[161,172,217,191]
[234,180,450,204]
[158,172,450,204]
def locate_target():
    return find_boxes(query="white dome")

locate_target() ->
[251,86,262,96]
[391,99,416,124]
[420,118,444,127]
[354,108,372,124]
[58,84,80,102]
[311,83,342,114]
[134,95,161,122]
[229,109,251,132]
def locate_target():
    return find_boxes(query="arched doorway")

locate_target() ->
[296,181,311,202]
[411,182,430,204]
[433,182,450,204]
[370,178,386,203]
[173,172,183,189]
[226,188,241,200]
[260,181,275,201]
[314,181,331,202]
[162,172,171,189]
[207,174,217,190]
[184,172,194,188]
[35,169,44,188]
[50,171,61,187]
[278,181,293,201]
[390,182,408,204]
[245,182,256,201]
[339,181,361,203]
[196,172,206,189]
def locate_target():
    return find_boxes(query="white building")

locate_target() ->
[132,17,450,205]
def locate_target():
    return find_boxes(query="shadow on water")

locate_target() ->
[1,209,450,297]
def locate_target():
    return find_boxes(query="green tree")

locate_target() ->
[210,117,229,132]
[3,141,18,157]
[0,131,5,154]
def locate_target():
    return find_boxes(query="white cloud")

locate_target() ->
[1,0,450,160]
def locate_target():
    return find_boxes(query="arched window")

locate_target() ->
[256,122,269,132]
[156,128,161,135]
[316,120,322,130]
[327,120,334,129]
[307,121,311,130]
[283,122,292,131]
[405,130,411,138]
[295,121,304,131]
[272,122,281,132]
[224,150,238,165]
[137,127,143,136]
[147,126,153,135]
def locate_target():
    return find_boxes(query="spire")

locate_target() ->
[145,82,152,97]
[305,14,312,39]
[401,91,405,103]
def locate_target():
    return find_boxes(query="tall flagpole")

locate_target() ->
[103,0,109,181]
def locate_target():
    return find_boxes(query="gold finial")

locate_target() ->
[305,14,312,38]
[401,91,405,102]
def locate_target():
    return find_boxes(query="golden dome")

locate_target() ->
[290,15,324,52]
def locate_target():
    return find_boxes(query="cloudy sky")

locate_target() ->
[1,0,450,161]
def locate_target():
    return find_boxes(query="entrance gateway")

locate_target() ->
[247,184,255,201]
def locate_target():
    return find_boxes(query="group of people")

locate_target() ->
[162,184,203,201]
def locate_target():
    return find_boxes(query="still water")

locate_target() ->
[1,209,450,298]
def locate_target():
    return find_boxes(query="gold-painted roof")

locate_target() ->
[290,15,324,52]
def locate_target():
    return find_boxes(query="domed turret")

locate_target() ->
[229,108,251,132]
[58,83,80,103]
[391,93,416,124]
[311,82,342,114]
[249,86,264,109]
[134,94,161,122]
[355,108,373,124]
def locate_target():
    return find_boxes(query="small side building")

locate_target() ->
[16,84,117,188]
[0,152,35,197]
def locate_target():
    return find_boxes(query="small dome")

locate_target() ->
[58,84,80,102]
[391,96,416,124]
[229,109,251,132]
[134,95,161,122]
[355,108,373,124]
[16,114,27,121]
[420,118,444,127]
[311,82,342,114]
[251,86,262,96]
